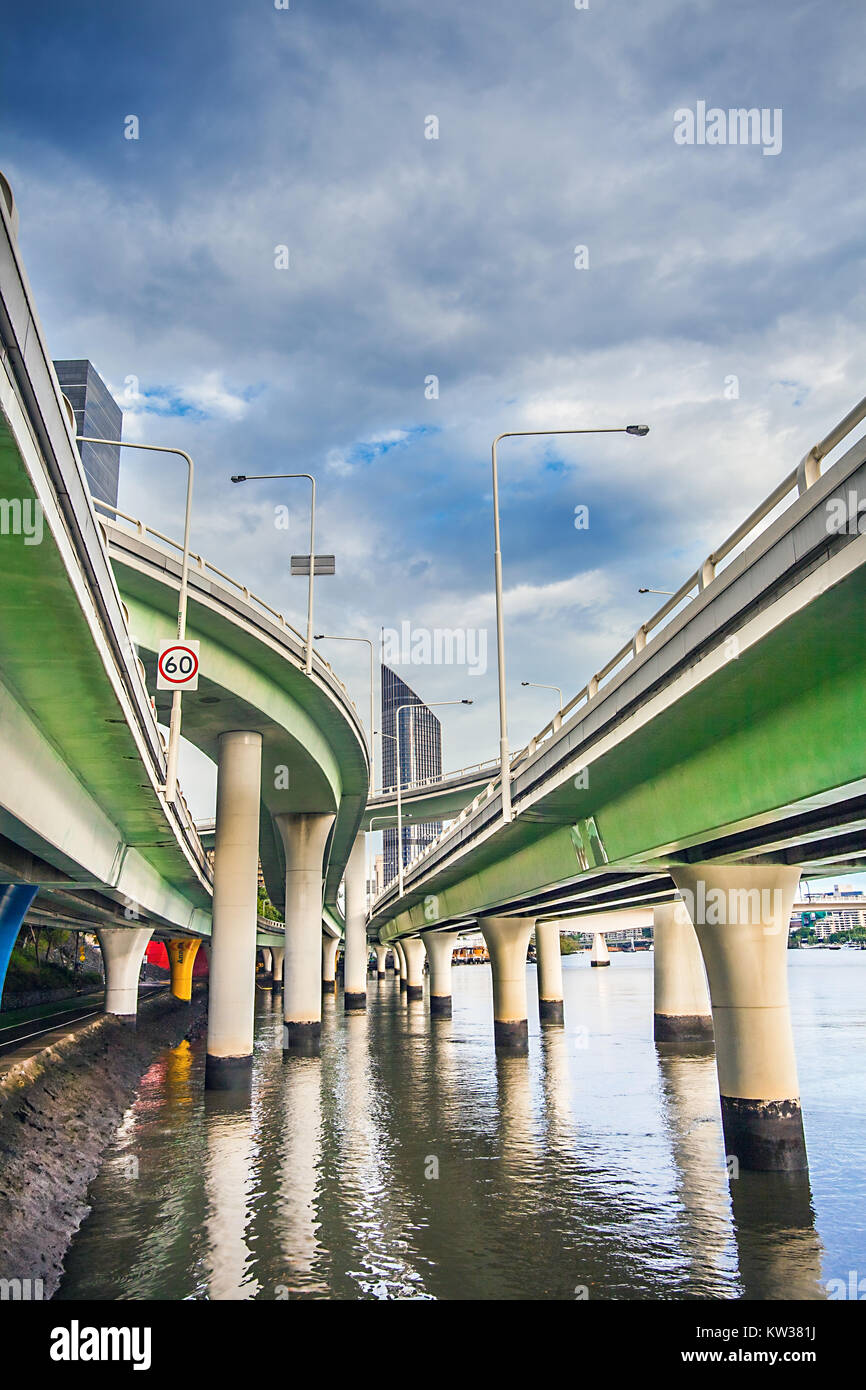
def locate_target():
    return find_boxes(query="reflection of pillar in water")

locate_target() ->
[657,1049,736,1291]
[276,1058,327,1290]
[729,1172,824,1300]
[538,1026,574,1149]
[204,1100,258,1299]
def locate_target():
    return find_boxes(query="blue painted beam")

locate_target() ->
[0,885,38,1006]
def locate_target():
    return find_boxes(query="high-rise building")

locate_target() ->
[381,664,442,885]
[53,360,122,509]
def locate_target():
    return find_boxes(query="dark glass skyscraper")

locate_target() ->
[381,664,442,885]
[53,360,122,509]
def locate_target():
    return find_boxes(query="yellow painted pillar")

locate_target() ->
[167,938,202,1002]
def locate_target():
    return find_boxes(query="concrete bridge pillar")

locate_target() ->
[590,932,610,967]
[206,731,263,1088]
[259,946,273,986]
[166,938,201,1002]
[423,931,454,1015]
[671,863,806,1172]
[275,811,335,1055]
[271,945,284,992]
[401,936,426,1000]
[374,944,388,977]
[535,921,564,1024]
[389,947,400,973]
[98,926,154,1022]
[343,836,367,1012]
[479,915,535,1052]
[395,940,408,989]
[653,902,713,1042]
[0,884,38,1007]
[322,933,339,993]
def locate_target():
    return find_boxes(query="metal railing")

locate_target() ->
[375,756,501,798]
[94,501,360,715]
[375,393,866,900]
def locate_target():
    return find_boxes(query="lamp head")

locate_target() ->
[230,474,247,483]
[638,587,649,593]
[521,681,530,686]
[626,425,650,437]
[461,699,473,705]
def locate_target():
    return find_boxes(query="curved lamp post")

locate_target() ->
[491,424,649,820]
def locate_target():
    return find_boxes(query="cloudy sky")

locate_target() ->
[3,0,865,850]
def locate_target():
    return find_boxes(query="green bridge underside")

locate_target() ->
[374,560,866,942]
[109,539,368,918]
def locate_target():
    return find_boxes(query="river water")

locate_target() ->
[56,951,866,1301]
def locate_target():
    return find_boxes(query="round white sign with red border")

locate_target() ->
[157,640,200,690]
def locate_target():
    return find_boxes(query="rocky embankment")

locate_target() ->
[0,989,207,1297]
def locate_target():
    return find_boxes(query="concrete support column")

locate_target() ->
[374,944,388,977]
[271,945,285,992]
[423,932,454,1016]
[206,731,263,1088]
[167,938,201,1002]
[0,884,38,1007]
[395,940,407,989]
[401,936,426,1000]
[653,901,713,1042]
[97,926,154,1022]
[535,921,564,1024]
[479,915,535,1052]
[322,933,339,993]
[590,932,610,967]
[389,948,400,973]
[275,812,335,1054]
[671,863,806,1172]
[343,835,367,1012]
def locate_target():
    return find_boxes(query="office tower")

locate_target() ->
[381,664,442,884]
[53,359,122,508]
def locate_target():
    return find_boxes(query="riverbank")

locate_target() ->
[0,987,207,1297]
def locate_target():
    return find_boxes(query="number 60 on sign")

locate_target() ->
[157,640,200,691]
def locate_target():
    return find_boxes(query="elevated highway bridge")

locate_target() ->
[1,164,864,1170]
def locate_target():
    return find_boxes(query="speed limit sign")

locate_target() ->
[157,640,200,691]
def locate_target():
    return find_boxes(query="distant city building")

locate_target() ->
[381,664,442,884]
[53,359,121,508]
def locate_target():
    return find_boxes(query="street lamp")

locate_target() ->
[520,680,563,713]
[77,436,193,804]
[367,813,396,911]
[490,424,649,821]
[230,472,317,674]
[395,699,472,895]
[638,587,675,596]
[315,633,375,792]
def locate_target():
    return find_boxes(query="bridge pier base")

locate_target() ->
[98,926,154,1023]
[402,936,425,1000]
[535,921,564,1024]
[206,731,262,1089]
[423,931,454,1016]
[271,946,284,992]
[276,812,335,1055]
[374,944,388,978]
[0,884,38,1008]
[590,932,610,967]
[167,938,201,1002]
[652,902,713,1042]
[343,836,367,1012]
[322,933,338,994]
[480,915,535,1052]
[671,863,807,1172]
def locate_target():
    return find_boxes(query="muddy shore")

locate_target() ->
[0,989,207,1298]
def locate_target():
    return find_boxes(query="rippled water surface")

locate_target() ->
[56,952,866,1300]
